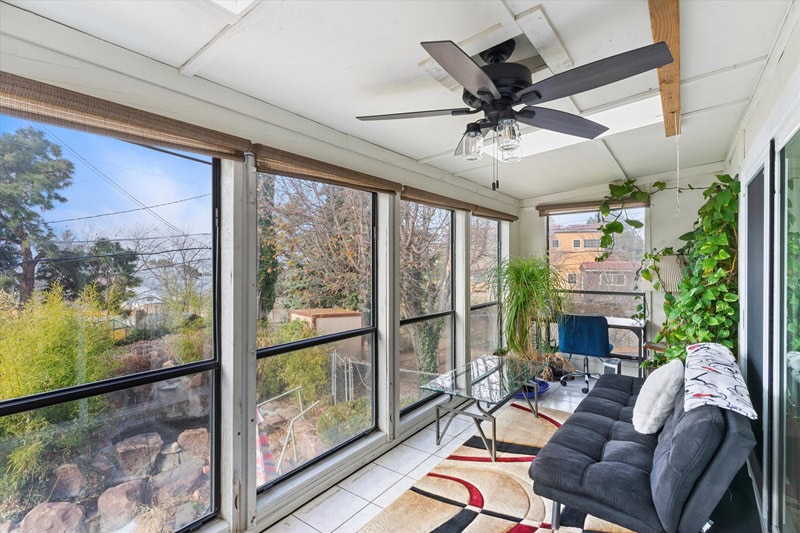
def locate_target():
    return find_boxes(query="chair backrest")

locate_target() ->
[557,314,611,357]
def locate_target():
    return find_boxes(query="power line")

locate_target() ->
[45,195,210,224]
[50,232,212,244]
[8,247,211,269]
[41,126,187,235]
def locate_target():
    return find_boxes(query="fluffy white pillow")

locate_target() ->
[633,359,685,434]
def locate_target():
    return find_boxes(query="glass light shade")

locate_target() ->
[463,131,484,161]
[500,144,521,163]
[496,118,520,152]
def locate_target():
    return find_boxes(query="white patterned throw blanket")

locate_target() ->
[684,343,758,420]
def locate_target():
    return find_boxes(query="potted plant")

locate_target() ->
[492,255,576,381]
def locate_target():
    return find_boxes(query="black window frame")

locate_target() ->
[551,239,560,248]
[254,177,378,492]
[399,206,456,415]
[0,152,222,533]
[573,239,581,248]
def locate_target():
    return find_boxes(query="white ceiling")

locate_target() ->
[3,0,793,200]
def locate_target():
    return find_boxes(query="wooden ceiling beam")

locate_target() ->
[648,0,681,137]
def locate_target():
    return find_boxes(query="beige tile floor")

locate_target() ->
[265,360,639,533]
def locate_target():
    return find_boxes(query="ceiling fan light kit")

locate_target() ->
[357,37,674,181]
[462,122,484,161]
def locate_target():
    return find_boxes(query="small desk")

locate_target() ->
[420,355,547,461]
[605,317,646,377]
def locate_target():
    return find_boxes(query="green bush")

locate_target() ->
[0,285,118,507]
[256,320,330,405]
[316,397,371,446]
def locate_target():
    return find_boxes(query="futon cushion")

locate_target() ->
[531,375,662,528]
[650,390,724,532]
[633,359,684,434]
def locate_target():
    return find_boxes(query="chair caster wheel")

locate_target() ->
[582,387,589,394]
[560,379,568,387]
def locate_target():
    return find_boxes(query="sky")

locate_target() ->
[0,114,213,244]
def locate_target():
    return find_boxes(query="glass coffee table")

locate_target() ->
[420,354,548,461]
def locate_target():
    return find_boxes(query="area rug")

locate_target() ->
[361,403,634,533]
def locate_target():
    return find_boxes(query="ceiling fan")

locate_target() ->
[357,38,673,163]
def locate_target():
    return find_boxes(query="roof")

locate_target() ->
[551,223,602,234]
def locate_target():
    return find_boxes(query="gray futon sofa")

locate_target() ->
[529,374,756,533]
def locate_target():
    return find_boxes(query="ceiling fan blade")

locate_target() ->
[516,42,673,105]
[517,107,608,139]
[357,107,473,121]
[421,41,501,102]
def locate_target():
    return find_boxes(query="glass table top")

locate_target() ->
[420,355,548,404]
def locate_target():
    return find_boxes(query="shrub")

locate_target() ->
[0,285,117,506]
[256,320,330,405]
[316,397,371,446]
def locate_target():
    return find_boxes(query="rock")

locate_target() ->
[177,429,209,463]
[97,480,144,531]
[159,442,182,472]
[20,502,86,533]
[90,454,115,476]
[51,464,84,500]
[114,432,163,477]
[151,457,204,507]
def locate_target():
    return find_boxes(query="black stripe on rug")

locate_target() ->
[430,509,478,532]
[462,435,541,456]
[409,486,466,509]
[410,485,524,528]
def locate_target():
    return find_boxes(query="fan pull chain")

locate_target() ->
[491,130,499,190]
[674,111,681,217]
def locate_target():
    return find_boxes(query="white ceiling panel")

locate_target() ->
[6,0,228,68]
[681,0,789,79]
[604,101,748,179]
[195,0,506,160]
[455,140,623,199]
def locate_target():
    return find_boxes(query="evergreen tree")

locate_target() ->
[0,127,74,302]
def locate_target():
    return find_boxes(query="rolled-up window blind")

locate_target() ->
[0,71,252,160]
[535,198,648,216]
[401,186,518,221]
[253,144,401,194]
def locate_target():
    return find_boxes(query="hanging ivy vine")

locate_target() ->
[595,174,740,365]
[787,177,800,352]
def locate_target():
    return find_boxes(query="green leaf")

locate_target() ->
[606,221,624,234]
[625,219,644,228]
[678,231,696,241]
[633,191,650,203]
[723,293,739,302]
[608,184,627,197]
[652,181,667,191]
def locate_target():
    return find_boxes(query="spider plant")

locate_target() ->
[492,255,575,379]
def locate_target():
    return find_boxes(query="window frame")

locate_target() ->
[572,239,581,248]
[469,216,502,359]
[253,179,379,491]
[399,206,456,414]
[0,153,223,532]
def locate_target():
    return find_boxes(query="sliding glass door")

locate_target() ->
[781,128,800,532]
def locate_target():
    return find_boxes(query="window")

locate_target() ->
[470,216,500,361]
[254,174,376,487]
[551,239,560,248]
[0,116,218,530]
[399,201,453,408]
[548,207,646,357]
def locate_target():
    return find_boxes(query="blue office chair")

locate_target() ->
[557,314,612,393]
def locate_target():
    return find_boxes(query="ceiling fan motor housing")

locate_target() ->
[461,62,533,108]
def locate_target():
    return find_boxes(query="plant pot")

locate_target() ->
[514,378,550,398]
